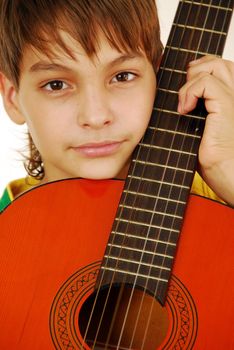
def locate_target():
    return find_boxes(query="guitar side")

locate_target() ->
[0,179,233,349]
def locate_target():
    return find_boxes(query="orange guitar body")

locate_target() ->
[0,179,234,349]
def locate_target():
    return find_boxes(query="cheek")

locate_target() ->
[28,122,56,154]
[125,84,156,137]
[21,96,75,144]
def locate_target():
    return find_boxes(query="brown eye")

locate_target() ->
[113,72,136,83]
[43,80,68,91]
[49,81,64,90]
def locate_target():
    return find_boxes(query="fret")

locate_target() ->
[130,162,195,189]
[154,89,207,120]
[190,0,233,7]
[121,184,189,211]
[130,150,197,180]
[164,45,219,58]
[176,3,231,32]
[136,146,196,158]
[110,231,178,246]
[106,239,177,268]
[127,175,190,190]
[146,118,204,140]
[115,218,181,232]
[113,221,179,244]
[183,1,233,11]
[149,113,205,142]
[153,87,180,111]
[116,208,183,231]
[102,258,170,281]
[157,69,186,91]
[157,87,178,94]
[103,256,171,271]
[132,156,197,174]
[159,67,186,75]
[118,204,183,219]
[122,189,187,204]
[132,158,194,173]
[153,107,205,121]
[124,175,191,201]
[173,23,227,36]
[108,233,178,259]
[160,49,203,71]
[100,266,169,283]
[132,152,196,173]
[106,243,174,259]
[168,27,226,55]
[116,206,183,230]
[150,127,201,139]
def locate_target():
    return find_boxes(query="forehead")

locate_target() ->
[20,31,146,74]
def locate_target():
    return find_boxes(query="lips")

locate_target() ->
[72,141,123,157]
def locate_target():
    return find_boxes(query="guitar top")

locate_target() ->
[0,179,234,349]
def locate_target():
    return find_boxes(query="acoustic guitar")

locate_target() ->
[0,1,234,349]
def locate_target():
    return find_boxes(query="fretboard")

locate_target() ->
[97,0,234,305]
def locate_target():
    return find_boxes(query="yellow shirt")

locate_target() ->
[6,177,39,201]
[0,173,225,212]
[191,172,224,203]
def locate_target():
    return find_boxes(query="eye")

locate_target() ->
[112,72,136,83]
[42,80,69,91]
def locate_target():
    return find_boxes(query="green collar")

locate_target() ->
[0,187,12,212]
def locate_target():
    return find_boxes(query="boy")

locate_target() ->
[0,0,234,210]
[0,1,234,349]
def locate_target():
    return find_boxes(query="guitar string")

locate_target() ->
[128,0,232,346]
[112,0,233,344]
[139,0,232,348]
[141,0,233,346]
[81,0,231,348]
[107,1,198,348]
[129,0,208,347]
[125,0,202,348]
[108,0,232,348]
[103,0,201,348]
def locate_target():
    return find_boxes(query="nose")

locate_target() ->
[77,85,113,129]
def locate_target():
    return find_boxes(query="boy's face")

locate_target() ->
[9,32,156,182]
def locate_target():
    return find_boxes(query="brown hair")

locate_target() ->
[0,0,162,179]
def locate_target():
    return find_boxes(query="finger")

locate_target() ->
[178,72,229,115]
[188,55,216,66]
[186,56,234,89]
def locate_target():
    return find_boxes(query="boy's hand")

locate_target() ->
[178,55,234,206]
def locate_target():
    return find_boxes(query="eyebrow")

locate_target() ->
[29,53,144,74]
[29,62,73,73]
[107,53,144,66]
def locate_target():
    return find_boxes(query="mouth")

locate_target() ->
[72,141,124,157]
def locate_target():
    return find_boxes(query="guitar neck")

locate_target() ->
[97,0,234,305]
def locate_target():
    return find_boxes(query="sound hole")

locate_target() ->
[79,284,169,349]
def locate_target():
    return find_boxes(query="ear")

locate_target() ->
[0,72,25,125]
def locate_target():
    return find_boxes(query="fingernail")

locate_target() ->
[177,101,182,113]
[188,58,200,66]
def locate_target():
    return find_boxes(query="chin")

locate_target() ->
[83,172,118,181]
[79,165,124,181]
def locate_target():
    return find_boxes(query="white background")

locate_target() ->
[0,0,234,194]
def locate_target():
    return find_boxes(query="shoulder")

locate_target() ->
[0,177,40,212]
